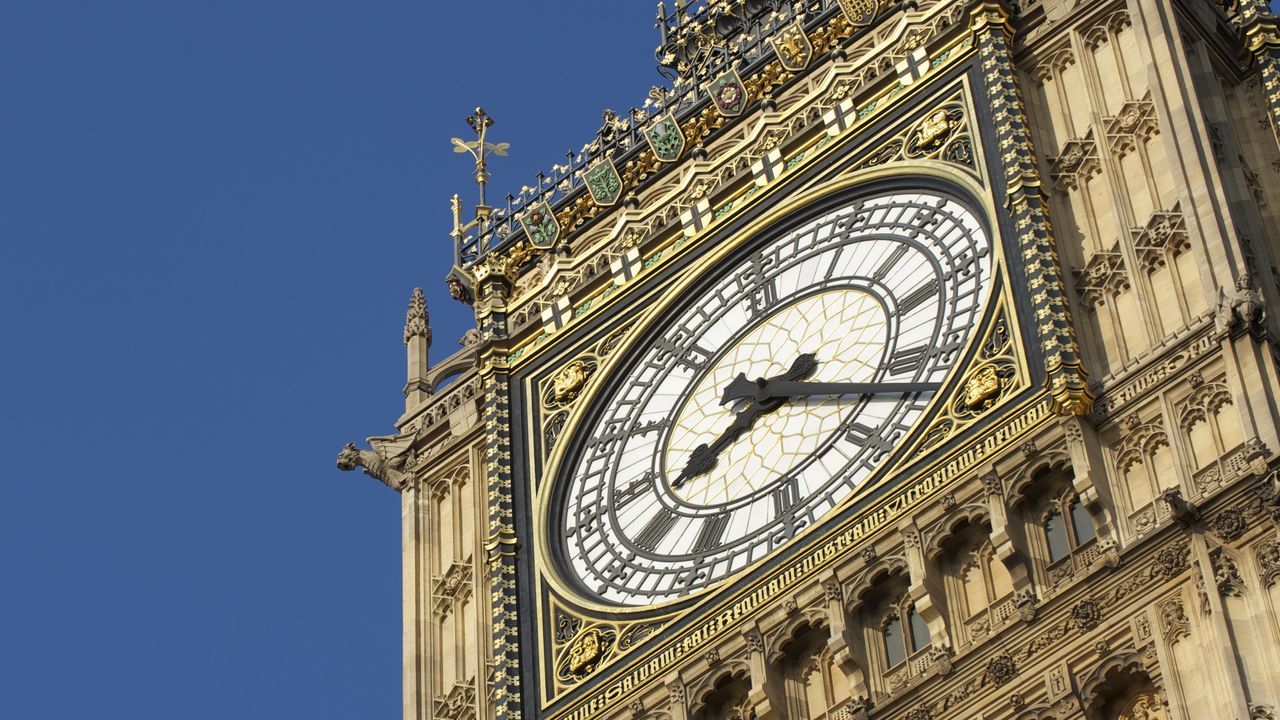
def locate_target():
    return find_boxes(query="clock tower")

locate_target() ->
[340,2,1280,719]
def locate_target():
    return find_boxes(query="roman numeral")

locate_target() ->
[743,252,778,319]
[633,512,678,551]
[772,476,800,517]
[887,344,930,376]
[823,246,845,280]
[845,422,894,456]
[615,472,652,508]
[691,514,730,556]
[873,245,908,281]
[653,337,713,372]
[897,279,939,314]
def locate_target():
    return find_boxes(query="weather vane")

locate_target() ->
[450,107,509,244]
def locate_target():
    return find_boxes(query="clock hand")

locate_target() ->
[721,378,941,404]
[673,406,761,488]
[674,354,818,488]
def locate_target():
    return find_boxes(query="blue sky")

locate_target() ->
[1,3,655,717]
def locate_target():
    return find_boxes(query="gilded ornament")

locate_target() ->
[552,360,592,403]
[915,109,953,149]
[962,364,1003,410]
[837,0,880,27]
[567,628,603,674]
[769,19,813,71]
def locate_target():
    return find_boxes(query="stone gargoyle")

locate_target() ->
[336,440,408,491]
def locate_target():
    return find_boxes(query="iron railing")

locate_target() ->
[453,0,854,266]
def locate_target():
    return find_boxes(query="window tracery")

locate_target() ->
[1014,463,1101,590]
[1175,375,1246,492]
[1113,415,1177,537]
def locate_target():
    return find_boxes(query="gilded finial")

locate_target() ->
[451,107,509,239]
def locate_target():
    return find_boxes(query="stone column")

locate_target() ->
[403,483,429,720]
[821,574,869,701]
[744,628,776,720]
[981,467,1036,619]
[404,287,432,411]
[899,521,949,650]
[1059,415,1120,565]
[1190,535,1253,719]
[666,677,690,720]
[473,253,522,720]
[971,1,1092,417]
[1239,0,1280,151]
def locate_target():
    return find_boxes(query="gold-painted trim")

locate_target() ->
[526,78,1006,706]
[504,43,979,367]
[531,161,1007,616]
[544,393,1056,720]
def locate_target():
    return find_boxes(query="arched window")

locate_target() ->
[882,615,905,668]
[907,606,930,653]
[776,622,846,719]
[1070,499,1097,545]
[1044,510,1070,563]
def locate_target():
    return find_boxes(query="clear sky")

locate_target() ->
[5,2,1278,718]
[1,2,656,718]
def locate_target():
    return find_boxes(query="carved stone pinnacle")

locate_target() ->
[405,287,431,346]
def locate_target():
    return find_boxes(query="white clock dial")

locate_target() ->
[554,190,992,605]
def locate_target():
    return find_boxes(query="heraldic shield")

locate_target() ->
[705,68,748,117]
[521,201,561,249]
[769,19,812,71]
[838,0,882,26]
[643,112,685,163]
[583,160,623,207]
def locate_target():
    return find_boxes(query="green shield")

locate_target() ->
[643,113,685,162]
[583,160,623,207]
[521,202,560,249]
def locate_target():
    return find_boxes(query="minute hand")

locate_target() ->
[724,379,941,403]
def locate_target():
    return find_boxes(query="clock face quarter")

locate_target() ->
[553,190,993,606]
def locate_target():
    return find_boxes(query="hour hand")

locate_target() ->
[673,407,758,488]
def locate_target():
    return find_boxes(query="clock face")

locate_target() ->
[554,190,992,605]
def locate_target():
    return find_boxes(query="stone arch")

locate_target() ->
[688,664,753,720]
[847,556,910,611]
[1080,650,1163,719]
[925,505,992,563]
[1008,452,1074,508]
[766,615,830,667]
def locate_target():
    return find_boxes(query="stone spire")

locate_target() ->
[404,287,432,346]
[404,288,432,409]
